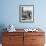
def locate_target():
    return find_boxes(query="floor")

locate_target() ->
[0,44,2,46]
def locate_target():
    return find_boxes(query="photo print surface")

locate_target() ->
[19,5,34,23]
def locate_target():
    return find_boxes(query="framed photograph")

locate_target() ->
[19,5,34,23]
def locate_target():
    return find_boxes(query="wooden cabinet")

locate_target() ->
[24,32,45,46]
[3,32,24,46]
[2,31,45,46]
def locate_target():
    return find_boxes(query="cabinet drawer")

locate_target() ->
[3,32,23,36]
[32,44,44,46]
[3,44,15,46]
[32,36,45,44]
[3,36,23,44]
[3,36,23,46]
[3,43,23,46]
[24,32,44,36]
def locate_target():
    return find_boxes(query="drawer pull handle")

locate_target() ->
[32,39,36,40]
[9,38,12,40]
[9,38,13,40]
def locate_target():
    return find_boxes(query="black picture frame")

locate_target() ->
[19,5,34,23]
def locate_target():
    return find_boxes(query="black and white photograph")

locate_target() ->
[19,5,34,23]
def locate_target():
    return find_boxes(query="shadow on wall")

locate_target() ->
[0,24,7,43]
